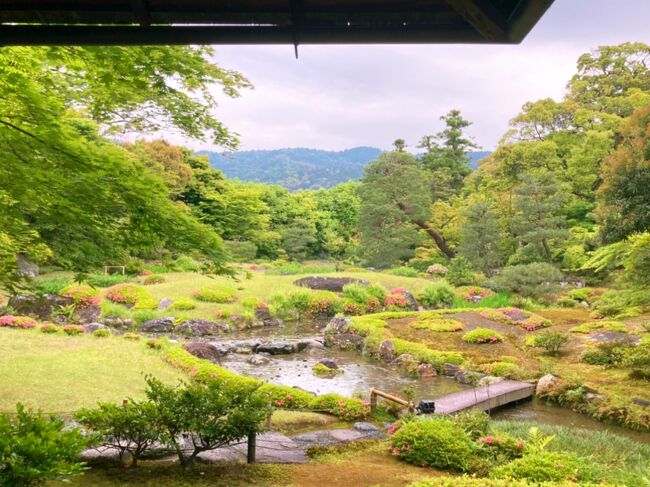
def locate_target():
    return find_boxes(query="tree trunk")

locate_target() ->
[395,201,455,258]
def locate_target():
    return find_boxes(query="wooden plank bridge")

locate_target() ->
[369,380,535,415]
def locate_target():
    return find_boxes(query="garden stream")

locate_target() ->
[215,320,650,444]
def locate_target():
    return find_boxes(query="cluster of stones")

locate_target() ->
[183,338,325,365]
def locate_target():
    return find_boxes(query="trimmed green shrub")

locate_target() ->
[93,328,111,338]
[310,394,370,420]
[0,404,89,486]
[410,318,463,332]
[452,409,490,440]
[390,418,475,471]
[462,328,504,344]
[481,362,520,378]
[174,255,203,272]
[123,332,141,341]
[63,324,85,336]
[142,274,165,285]
[491,451,595,483]
[527,332,569,355]
[192,287,237,303]
[570,321,627,334]
[557,296,579,308]
[39,323,60,334]
[419,280,456,308]
[446,256,477,286]
[100,300,131,319]
[389,266,420,277]
[170,298,196,311]
[568,288,590,302]
[306,291,343,317]
[132,309,159,324]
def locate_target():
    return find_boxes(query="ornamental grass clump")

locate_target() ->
[390,417,475,471]
[462,328,504,344]
[192,287,237,303]
[105,283,157,310]
[480,308,550,331]
[0,315,37,329]
[410,318,464,332]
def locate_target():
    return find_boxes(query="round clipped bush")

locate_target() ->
[0,315,38,329]
[390,417,474,471]
[410,318,464,332]
[105,284,156,310]
[462,328,504,344]
[92,328,111,338]
[170,298,197,311]
[491,451,594,483]
[419,281,456,308]
[481,361,520,377]
[39,323,60,334]
[192,287,237,303]
[60,283,100,306]
[122,332,141,341]
[142,274,165,285]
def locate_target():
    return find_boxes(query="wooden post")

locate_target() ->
[247,432,256,464]
[370,388,378,413]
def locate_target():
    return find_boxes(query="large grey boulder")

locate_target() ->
[8,294,72,320]
[103,316,134,329]
[379,340,396,362]
[157,298,173,311]
[83,322,109,333]
[324,316,352,335]
[324,333,364,351]
[256,342,296,355]
[140,317,175,333]
[74,303,101,324]
[536,374,560,396]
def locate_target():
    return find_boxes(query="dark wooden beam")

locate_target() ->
[131,0,151,27]
[0,24,491,46]
[443,0,508,41]
[507,0,554,43]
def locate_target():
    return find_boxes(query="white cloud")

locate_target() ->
[172,0,650,152]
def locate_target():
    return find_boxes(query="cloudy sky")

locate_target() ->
[183,0,650,153]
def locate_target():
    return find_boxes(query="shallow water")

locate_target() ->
[223,320,650,443]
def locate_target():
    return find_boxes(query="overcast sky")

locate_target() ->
[179,0,650,153]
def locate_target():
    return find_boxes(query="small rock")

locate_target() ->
[316,359,339,370]
[324,316,352,335]
[263,318,284,327]
[176,319,229,337]
[103,316,134,329]
[633,398,650,408]
[140,317,174,333]
[256,342,296,355]
[74,303,101,324]
[324,333,364,351]
[183,342,222,362]
[83,322,108,333]
[353,422,380,432]
[536,374,559,396]
[235,347,252,354]
[157,298,173,311]
[417,363,437,378]
[248,354,270,366]
[441,363,461,377]
[585,392,605,404]
[379,340,396,362]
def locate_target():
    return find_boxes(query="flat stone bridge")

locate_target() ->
[434,380,535,414]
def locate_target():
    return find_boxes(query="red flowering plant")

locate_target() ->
[0,315,38,329]
[460,286,492,303]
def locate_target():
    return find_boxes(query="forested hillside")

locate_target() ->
[201,147,491,190]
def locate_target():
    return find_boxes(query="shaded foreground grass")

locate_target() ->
[0,328,184,413]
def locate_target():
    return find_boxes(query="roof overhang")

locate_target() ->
[0,0,554,46]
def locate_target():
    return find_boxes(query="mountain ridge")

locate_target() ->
[199,147,491,191]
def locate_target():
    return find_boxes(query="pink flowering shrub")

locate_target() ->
[60,284,99,306]
[63,324,85,336]
[457,286,493,303]
[480,307,550,331]
[477,434,526,460]
[0,315,37,329]
[310,394,370,420]
[462,327,504,344]
[389,418,473,471]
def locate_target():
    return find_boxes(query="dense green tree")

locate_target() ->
[359,151,454,266]
[511,171,569,264]
[420,110,478,198]
[597,104,650,242]
[457,200,505,275]
[393,139,407,152]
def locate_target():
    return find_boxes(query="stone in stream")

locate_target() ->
[140,317,175,333]
[176,319,229,337]
[416,363,437,378]
[256,342,296,355]
[353,422,380,432]
[441,363,461,377]
[248,354,271,366]
[316,359,339,370]
[324,316,352,335]
[379,340,396,362]
[455,370,486,385]
[324,333,364,351]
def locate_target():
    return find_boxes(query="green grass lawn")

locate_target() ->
[0,328,184,414]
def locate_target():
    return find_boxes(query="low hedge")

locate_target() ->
[570,321,627,334]
[410,318,464,332]
[160,345,369,420]
[491,451,596,483]
[462,328,504,344]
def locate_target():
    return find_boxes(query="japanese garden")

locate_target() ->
[0,24,649,487]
